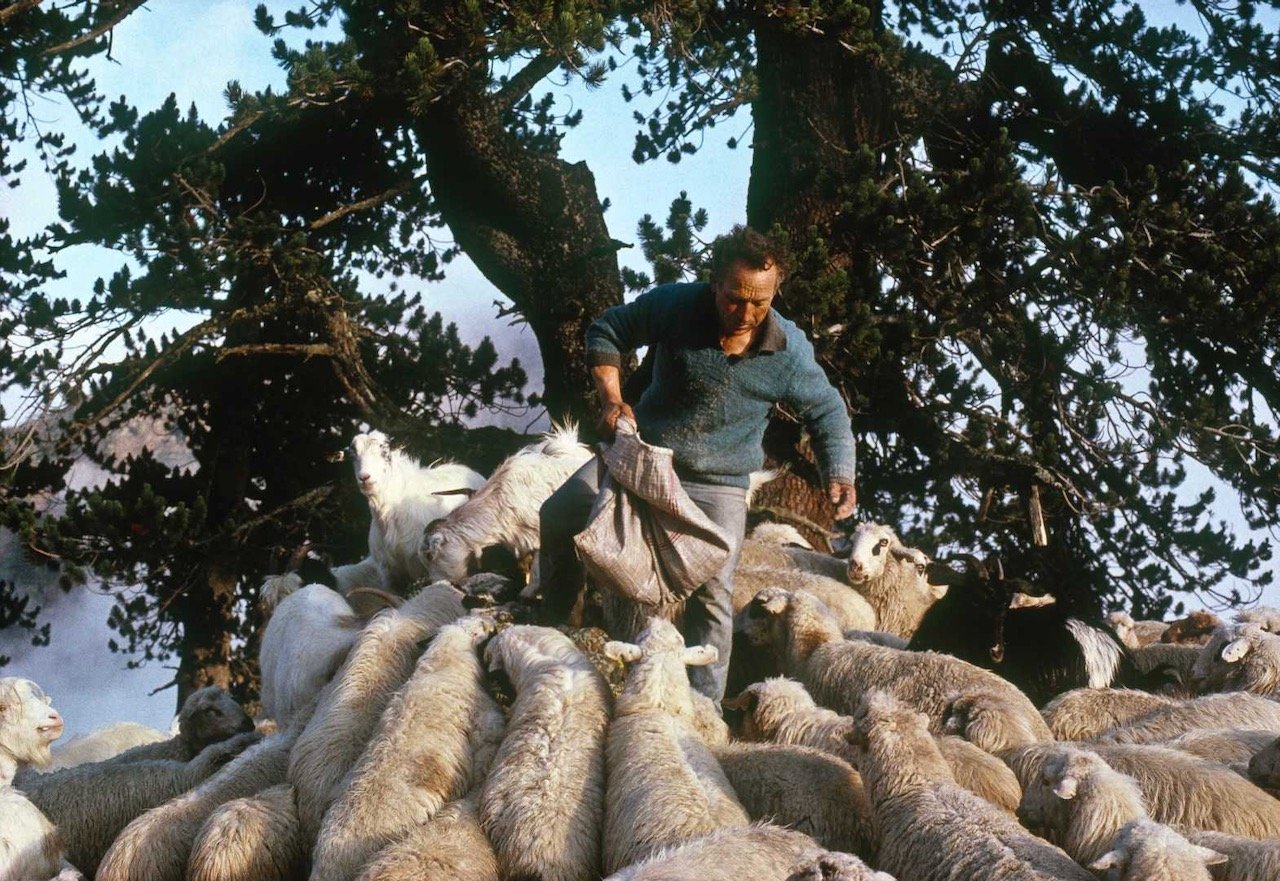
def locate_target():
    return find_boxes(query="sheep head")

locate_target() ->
[849,690,951,785]
[942,689,1047,753]
[0,677,63,775]
[1247,734,1280,794]
[1161,610,1222,645]
[845,523,902,584]
[721,676,814,741]
[743,587,843,670]
[607,617,716,715]
[1191,623,1278,693]
[177,686,255,752]
[1015,746,1129,839]
[785,851,897,881]
[1089,820,1226,881]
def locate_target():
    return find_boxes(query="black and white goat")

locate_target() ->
[909,557,1132,705]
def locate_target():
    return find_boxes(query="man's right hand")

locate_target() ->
[597,400,636,439]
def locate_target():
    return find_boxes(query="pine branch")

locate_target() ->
[309,173,428,230]
[493,52,560,113]
[0,0,42,27]
[41,0,149,55]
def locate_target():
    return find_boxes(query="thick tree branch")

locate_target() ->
[0,0,41,27]
[309,173,427,230]
[492,52,561,112]
[41,0,149,55]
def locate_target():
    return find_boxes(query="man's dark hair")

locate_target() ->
[708,225,789,285]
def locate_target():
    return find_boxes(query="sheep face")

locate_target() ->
[742,587,842,661]
[1235,605,1280,633]
[423,528,472,583]
[845,523,900,584]
[1089,820,1225,881]
[1191,623,1276,692]
[177,686,255,750]
[1015,746,1111,838]
[1107,612,1138,650]
[0,677,63,770]
[351,431,396,497]
[722,677,813,741]
[1248,735,1280,793]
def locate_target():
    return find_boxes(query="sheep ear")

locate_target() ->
[603,641,643,664]
[1088,850,1122,872]
[1192,846,1228,867]
[721,690,757,713]
[682,645,718,667]
[1053,775,1079,800]
[1221,638,1251,663]
[929,582,950,599]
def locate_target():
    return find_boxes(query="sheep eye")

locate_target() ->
[915,563,926,574]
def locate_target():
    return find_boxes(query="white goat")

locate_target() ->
[339,430,486,592]
[423,423,592,583]
[0,677,81,881]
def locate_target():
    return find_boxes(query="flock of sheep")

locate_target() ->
[4,424,1280,880]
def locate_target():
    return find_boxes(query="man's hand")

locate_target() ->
[828,481,857,520]
[597,400,637,439]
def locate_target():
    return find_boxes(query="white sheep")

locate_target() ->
[96,728,300,881]
[732,566,878,631]
[109,687,254,763]
[340,430,487,591]
[1003,740,1280,839]
[742,588,1051,745]
[737,539,849,582]
[1191,622,1280,695]
[310,615,506,881]
[748,522,817,549]
[724,677,1022,814]
[185,783,304,881]
[849,690,1093,881]
[352,793,499,881]
[1234,604,1280,633]
[1095,691,1280,744]
[0,677,80,881]
[1090,820,1227,881]
[604,824,824,881]
[423,423,592,583]
[259,583,363,731]
[603,618,749,874]
[712,742,875,858]
[1017,746,1274,881]
[481,624,613,881]
[1106,611,1169,649]
[19,732,260,876]
[1162,728,1277,771]
[1130,641,1201,693]
[1038,687,1179,741]
[46,722,167,770]
[288,582,466,842]
[842,522,947,639]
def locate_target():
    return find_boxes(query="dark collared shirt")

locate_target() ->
[586,282,856,489]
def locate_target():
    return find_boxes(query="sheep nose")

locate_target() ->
[358,472,371,483]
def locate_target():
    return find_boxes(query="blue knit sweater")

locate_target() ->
[585,282,856,489]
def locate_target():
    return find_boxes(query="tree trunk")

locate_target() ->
[746,7,897,530]
[414,88,624,429]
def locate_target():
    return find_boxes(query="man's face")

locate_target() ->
[713,260,780,338]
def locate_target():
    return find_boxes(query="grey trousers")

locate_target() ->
[539,456,747,702]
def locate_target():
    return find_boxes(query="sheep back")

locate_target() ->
[604,824,822,881]
[713,742,874,859]
[353,795,498,881]
[1039,688,1178,741]
[186,784,305,881]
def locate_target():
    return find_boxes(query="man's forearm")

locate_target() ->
[591,364,625,405]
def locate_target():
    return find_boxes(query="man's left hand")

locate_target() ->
[828,481,856,520]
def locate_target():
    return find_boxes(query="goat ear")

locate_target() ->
[1221,638,1251,663]
[1052,775,1079,800]
[603,641,643,664]
[1088,850,1122,872]
[721,690,757,713]
[682,645,718,667]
